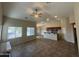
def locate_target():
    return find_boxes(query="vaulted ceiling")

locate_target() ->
[3,2,74,22]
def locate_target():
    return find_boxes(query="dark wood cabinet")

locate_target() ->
[47,27,61,33]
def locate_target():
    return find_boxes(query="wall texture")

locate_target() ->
[2,16,36,46]
[0,3,2,41]
[69,15,75,23]
[60,17,75,43]
[74,3,79,53]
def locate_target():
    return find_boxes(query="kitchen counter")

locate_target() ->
[43,32,57,40]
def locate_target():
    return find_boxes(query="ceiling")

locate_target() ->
[3,2,74,22]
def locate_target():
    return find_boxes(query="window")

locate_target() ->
[15,27,22,37]
[27,27,35,36]
[8,27,22,39]
[8,27,15,39]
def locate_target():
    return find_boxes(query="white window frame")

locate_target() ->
[8,27,22,39]
[27,27,35,36]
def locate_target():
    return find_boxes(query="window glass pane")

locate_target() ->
[27,27,35,36]
[15,27,22,37]
[8,27,22,39]
[8,27,16,39]
[27,27,31,36]
[30,28,35,35]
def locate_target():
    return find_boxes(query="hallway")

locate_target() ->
[10,39,78,57]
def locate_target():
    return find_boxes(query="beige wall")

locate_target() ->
[60,17,75,43]
[44,20,61,27]
[69,15,75,23]
[2,16,36,46]
[0,3,2,40]
[74,3,79,53]
[0,3,2,41]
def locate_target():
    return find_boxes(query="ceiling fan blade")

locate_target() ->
[38,13,42,16]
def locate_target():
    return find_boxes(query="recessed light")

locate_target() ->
[74,25,76,28]
[46,18,49,21]
[34,14,39,18]
[54,16,57,18]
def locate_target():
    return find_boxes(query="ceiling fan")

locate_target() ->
[31,8,42,18]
